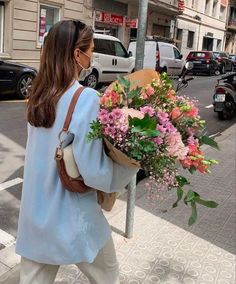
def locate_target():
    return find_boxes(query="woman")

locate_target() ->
[16,20,137,284]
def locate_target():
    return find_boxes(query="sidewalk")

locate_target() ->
[0,124,235,284]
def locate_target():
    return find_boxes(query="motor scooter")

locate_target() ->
[213,72,236,120]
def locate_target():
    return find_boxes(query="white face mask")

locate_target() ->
[77,50,93,81]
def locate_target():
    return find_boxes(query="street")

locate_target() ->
[0,74,236,283]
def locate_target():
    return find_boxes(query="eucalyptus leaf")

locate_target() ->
[186,190,195,202]
[195,197,218,208]
[188,201,197,226]
[173,187,183,208]
[176,176,190,187]
[200,135,219,150]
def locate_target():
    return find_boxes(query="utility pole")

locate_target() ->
[135,0,148,70]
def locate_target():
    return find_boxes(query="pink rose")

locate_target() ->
[185,107,199,118]
[170,107,182,120]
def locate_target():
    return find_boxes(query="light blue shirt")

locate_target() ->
[16,81,138,265]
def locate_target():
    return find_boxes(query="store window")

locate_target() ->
[0,1,4,53]
[187,31,194,48]
[38,4,60,45]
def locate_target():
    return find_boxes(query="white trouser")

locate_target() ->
[19,238,120,284]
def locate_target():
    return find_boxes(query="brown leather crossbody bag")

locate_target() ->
[54,87,117,211]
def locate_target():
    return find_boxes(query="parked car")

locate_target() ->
[229,54,236,71]
[186,51,218,75]
[213,52,234,74]
[83,33,135,88]
[128,39,185,76]
[0,59,37,98]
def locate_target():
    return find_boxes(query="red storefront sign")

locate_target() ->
[96,11,124,26]
[178,0,185,12]
[126,18,138,28]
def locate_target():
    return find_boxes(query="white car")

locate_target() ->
[128,40,185,76]
[83,34,135,88]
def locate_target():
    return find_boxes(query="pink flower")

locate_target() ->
[140,106,155,117]
[157,124,167,133]
[165,122,177,133]
[153,137,163,145]
[185,106,199,118]
[157,111,169,124]
[146,86,155,97]
[112,108,122,119]
[170,107,182,120]
[166,132,189,160]
[121,108,144,119]
[141,84,155,99]
[104,126,115,137]
[98,114,109,124]
[166,89,176,101]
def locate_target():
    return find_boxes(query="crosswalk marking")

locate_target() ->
[0,229,15,248]
[0,178,23,192]
[205,104,213,109]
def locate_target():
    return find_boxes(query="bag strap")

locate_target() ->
[62,86,86,132]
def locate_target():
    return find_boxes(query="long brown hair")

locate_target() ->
[27,20,93,128]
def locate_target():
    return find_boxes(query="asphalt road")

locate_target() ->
[0,74,235,247]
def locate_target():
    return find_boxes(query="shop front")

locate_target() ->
[92,0,128,42]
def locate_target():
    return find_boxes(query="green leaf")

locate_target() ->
[189,166,196,174]
[195,197,218,208]
[176,176,190,187]
[128,87,142,99]
[130,114,157,130]
[200,135,219,150]
[173,187,184,208]
[186,190,195,202]
[117,75,130,91]
[188,201,197,226]
[135,129,160,137]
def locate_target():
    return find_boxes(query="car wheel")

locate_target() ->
[84,71,98,89]
[215,69,220,76]
[221,65,225,74]
[16,73,34,99]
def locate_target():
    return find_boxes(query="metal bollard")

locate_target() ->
[125,174,137,238]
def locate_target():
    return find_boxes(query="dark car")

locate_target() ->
[186,51,218,75]
[229,54,236,71]
[0,59,37,99]
[213,52,234,74]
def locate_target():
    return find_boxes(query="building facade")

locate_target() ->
[225,0,236,54]
[0,0,93,68]
[176,0,228,58]
[92,0,184,48]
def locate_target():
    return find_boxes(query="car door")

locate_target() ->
[113,41,132,75]
[0,60,15,95]
[93,38,116,82]
[172,47,184,76]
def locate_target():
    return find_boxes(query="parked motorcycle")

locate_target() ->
[213,72,236,120]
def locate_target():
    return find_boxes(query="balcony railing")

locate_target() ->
[228,18,236,27]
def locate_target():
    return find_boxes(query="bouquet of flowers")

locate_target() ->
[87,69,219,225]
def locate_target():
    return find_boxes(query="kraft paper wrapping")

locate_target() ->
[104,138,141,168]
